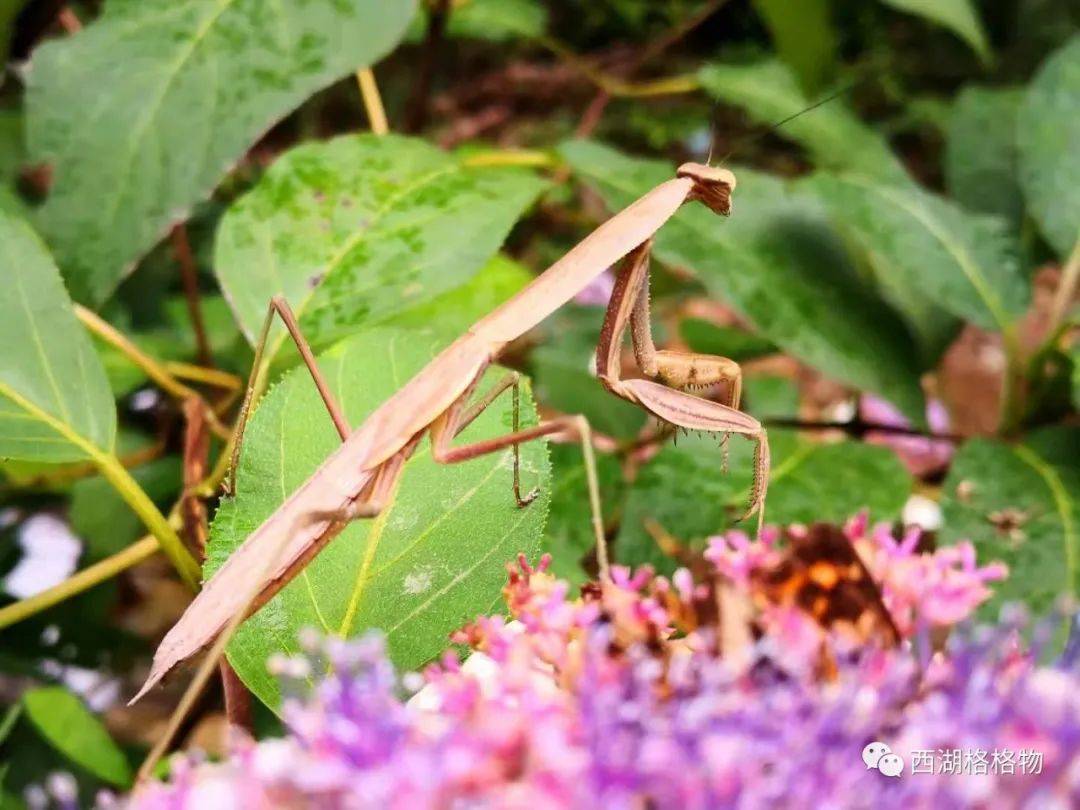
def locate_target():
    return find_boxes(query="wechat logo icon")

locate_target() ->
[863,742,904,778]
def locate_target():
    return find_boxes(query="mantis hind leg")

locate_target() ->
[430,377,609,577]
[226,296,350,495]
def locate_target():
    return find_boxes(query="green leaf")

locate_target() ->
[679,319,778,363]
[618,431,911,573]
[215,134,546,357]
[805,172,1028,332]
[940,429,1079,612]
[879,0,991,63]
[697,59,910,184]
[751,0,837,94]
[0,107,24,183]
[26,0,417,306]
[945,86,1025,227]
[559,140,926,423]
[207,327,551,708]
[545,443,625,586]
[531,306,648,440]
[0,212,116,462]
[744,374,800,419]
[70,454,182,560]
[1017,35,1080,258]
[93,296,241,397]
[22,687,132,787]
[447,0,547,40]
[386,254,534,336]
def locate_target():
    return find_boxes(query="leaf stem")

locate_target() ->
[998,323,1026,437]
[0,536,160,630]
[536,35,700,97]
[356,67,389,135]
[463,150,557,169]
[1048,230,1080,337]
[74,305,231,440]
[163,360,241,391]
[0,440,165,491]
[170,224,215,368]
[91,453,200,588]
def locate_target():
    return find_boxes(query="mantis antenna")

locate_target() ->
[708,78,860,167]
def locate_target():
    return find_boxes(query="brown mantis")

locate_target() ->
[131,161,770,703]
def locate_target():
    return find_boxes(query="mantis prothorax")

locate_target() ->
[131,162,769,704]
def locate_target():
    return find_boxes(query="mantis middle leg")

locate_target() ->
[226,295,350,495]
[429,367,609,576]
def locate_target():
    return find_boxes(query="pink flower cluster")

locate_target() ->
[120,523,1079,810]
[707,512,1008,637]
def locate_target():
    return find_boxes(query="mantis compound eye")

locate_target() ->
[677,163,736,216]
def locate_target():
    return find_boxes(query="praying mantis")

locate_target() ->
[131,161,770,703]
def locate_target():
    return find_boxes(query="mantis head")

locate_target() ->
[677,163,736,216]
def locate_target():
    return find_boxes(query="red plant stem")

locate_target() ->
[171,224,215,368]
[404,0,452,133]
[219,660,254,735]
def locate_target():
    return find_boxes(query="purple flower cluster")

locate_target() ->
[122,535,1080,809]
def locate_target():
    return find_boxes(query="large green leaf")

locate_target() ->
[945,86,1025,228]
[207,327,551,708]
[806,172,1028,332]
[0,212,116,462]
[215,134,546,356]
[697,59,910,184]
[386,254,534,336]
[940,429,1079,612]
[1017,35,1080,258]
[559,140,926,423]
[26,0,417,306]
[22,687,132,787]
[879,0,990,63]
[618,431,912,573]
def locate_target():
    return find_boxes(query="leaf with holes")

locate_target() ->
[0,212,116,462]
[26,0,417,305]
[560,140,926,423]
[940,429,1079,613]
[206,327,551,709]
[1017,35,1080,258]
[697,59,909,184]
[805,172,1028,333]
[215,134,546,359]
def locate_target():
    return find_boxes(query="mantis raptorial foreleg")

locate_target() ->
[597,239,769,532]
[226,296,350,494]
[430,368,608,575]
